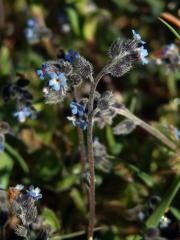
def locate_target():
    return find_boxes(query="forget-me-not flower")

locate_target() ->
[65,49,80,64]
[139,46,149,64]
[37,63,50,80]
[14,184,24,190]
[174,128,180,140]
[48,72,67,92]
[26,185,42,200]
[132,29,146,45]
[68,101,87,130]
[13,107,31,123]
[70,101,85,117]
[0,134,5,153]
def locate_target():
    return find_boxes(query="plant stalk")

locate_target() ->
[87,71,106,240]
[114,107,177,151]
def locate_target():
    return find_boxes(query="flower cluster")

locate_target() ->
[0,185,51,239]
[8,185,43,238]
[37,49,92,104]
[2,74,36,123]
[25,18,51,44]
[154,43,180,72]
[107,29,149,78]
[67,100,87,130]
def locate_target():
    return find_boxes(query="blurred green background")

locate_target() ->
[0,0,179,239]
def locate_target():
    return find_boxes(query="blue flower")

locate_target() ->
[174,128,180,140]
[65,49,79,64]
[37,63,50,80]
[0,134,4,153]
[48,72,67,92]
[26,185,42,200]
[70,101,85,117]
[27,18,37,27]
[139,46,149,64]
[76,119,87,130]
[67,116,87,130]
[132,29,145,45]
[25,18,39,43]
[13,107,31,123]
[14,184,24,190]
[68,101,87,130]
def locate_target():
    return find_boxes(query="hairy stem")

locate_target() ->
[77,127,87,192]
[87,71,106,240]
[114,107,177,151]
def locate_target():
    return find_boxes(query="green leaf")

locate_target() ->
[170,207,180,221]
[146,176,180,227]
[70,188,86,213]
[0,46,11,75]
[83,15,98,41]
[106,126,122,155]
[66,7,80,36]
[128,164,154,187]
[5,143,29,173]
[56,175,76,191]
[158,17,180,41]
[42,207,61,230]
[0,152,14,188]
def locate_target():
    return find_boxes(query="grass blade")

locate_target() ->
[5,143,29,173]
[146,176,180,228]
[158,17,180,40]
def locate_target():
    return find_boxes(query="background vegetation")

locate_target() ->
[0,0,179,239]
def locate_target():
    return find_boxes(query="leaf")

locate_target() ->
[83,15,98,41]
[70,188,86,213]
[146,176,180,227]
[42,207,61,230]
[170,207,180,221]
[106,126,122,155]
[5,143,29,173]
[56,175,77,191]
[158,17,180,41]
[128,164,154,187]
[0,46,11,75]
[0,152,14,188]
[66,7,80,36]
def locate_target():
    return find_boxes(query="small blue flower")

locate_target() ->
[76,119,87,130]
[0,135,4,153]
[27,18,37,27]
[13,107,31,123]
[48,72,67,92]
[174,128,180,140]
[14,184,24,190]
[67,116,87,130]
[132,29,146,45]
[26,185,42,200]
[37,63,50,80]
[139,46,149,64]
[65,49,79,64]
[70,101,85,117]
[68,101,87,130]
